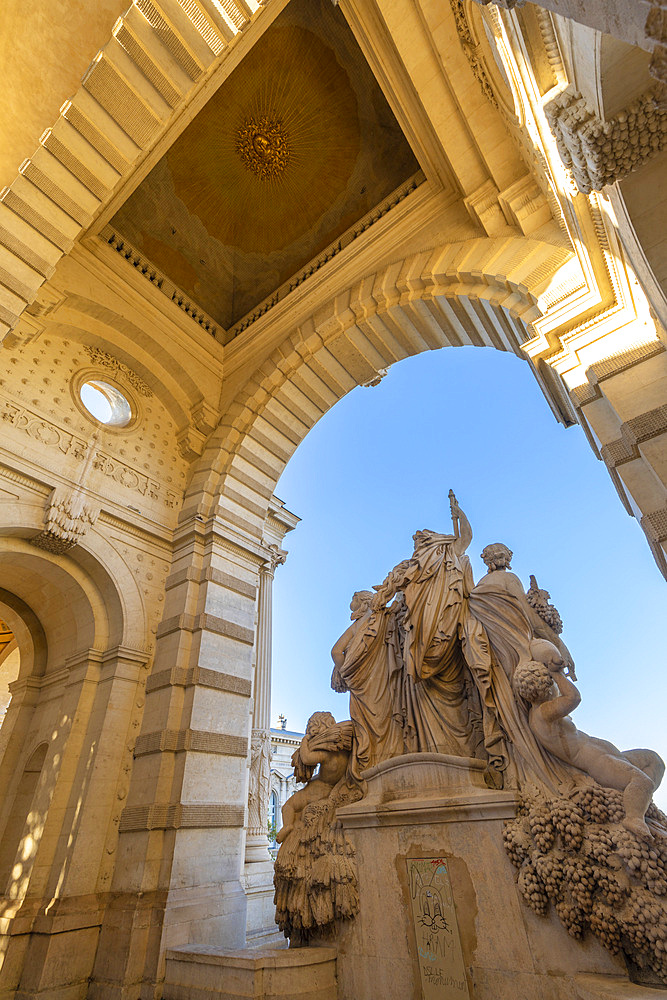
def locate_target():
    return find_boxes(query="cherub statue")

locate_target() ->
[276,711,353,844]
[514,650,665,840]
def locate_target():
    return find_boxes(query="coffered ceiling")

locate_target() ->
[109,0,420,330]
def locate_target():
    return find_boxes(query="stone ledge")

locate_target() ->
[575,973,667,998]
[163,945,337,1000]
[165,945,336,969]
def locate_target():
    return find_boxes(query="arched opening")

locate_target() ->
[0,622,19,730]
[0,742,48,896]
[269,347,666,804]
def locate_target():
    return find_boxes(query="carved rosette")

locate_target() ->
[236,115,290,180]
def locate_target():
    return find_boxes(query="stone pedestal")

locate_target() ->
[336,753,628,1000]
[574,974,667,998]
[162,944,336,1000]
[242,859,284,948]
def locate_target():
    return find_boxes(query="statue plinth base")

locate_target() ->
[242,857,281,946]
[162,945,336,1000]
[336,753,627,1000]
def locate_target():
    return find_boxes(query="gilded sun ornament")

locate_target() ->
[236,115,290,180]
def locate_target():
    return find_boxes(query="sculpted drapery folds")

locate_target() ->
[330,589,405,780]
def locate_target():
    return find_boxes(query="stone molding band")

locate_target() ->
[145,665,252,697]
[133,728,248,757]
[600,403,667,469]
[155,611,254,644]
[164,566,258,599]
[119,802,245,832]
[569,340,665,407]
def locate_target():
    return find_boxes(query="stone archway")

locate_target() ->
[97,229,663,997]
[0,525,151,999]
[184,238,665,581]
[191,237,577,522]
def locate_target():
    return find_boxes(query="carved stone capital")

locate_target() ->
[30,487,100,555]
[262,543,287,576]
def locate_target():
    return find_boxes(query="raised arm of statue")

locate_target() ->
[528,612,576,678]
[449,494,472,557]
[538,664,581,723]
[525,574,576,678]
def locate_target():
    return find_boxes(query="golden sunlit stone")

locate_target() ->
[236,115,290,180]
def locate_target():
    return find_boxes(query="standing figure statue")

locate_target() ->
[330,589,405,780]
[367,493,505,781]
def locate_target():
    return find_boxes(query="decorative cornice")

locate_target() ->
[101,228,219,337]
[226,172,425,341]
[569,339,666,407]
[600,404,667,469]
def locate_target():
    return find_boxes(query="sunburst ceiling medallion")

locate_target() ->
[236,115,290,180]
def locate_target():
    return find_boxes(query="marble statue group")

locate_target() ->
[274,493,667,982]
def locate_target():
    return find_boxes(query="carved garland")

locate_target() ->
[83,345,152,397]
[449,0,498,109]
[545,86,667,195]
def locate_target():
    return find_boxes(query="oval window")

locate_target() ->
[79,380,132,427]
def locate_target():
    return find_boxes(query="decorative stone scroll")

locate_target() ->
[545,85,667,194]
[31,486,100,554]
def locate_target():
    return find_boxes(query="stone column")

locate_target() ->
[245,545,285,864]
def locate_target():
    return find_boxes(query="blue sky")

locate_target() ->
[271,346,667,807]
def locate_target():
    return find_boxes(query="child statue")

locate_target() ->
[276,711,353,844]
[273,712,362,945]
[514,647,664,840]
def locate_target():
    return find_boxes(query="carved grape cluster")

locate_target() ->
[551,797,584,851]
[503,786,667,982]
[518,860,549,915]
[574,785,625,825]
